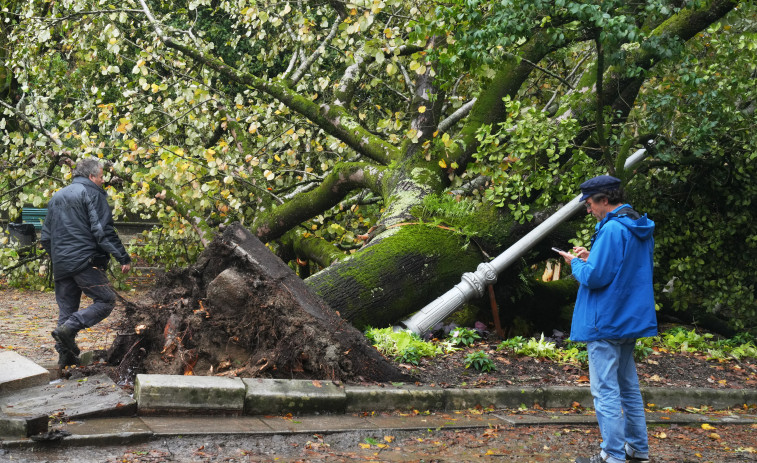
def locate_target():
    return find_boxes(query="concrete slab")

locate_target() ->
[0,374,135,421]
[260,414,377,433]
[445,387,552,410]
[140,415,271,435]
[367,413,503,431]
[0,350,49,395]
[243,378,346,415]
[64,416,152,435]
[134,374,245,414]
[642,387,757,409]
[494,412,597,425]
[345,385,446,412]
[366,415,503,430]
[0,413,47,438]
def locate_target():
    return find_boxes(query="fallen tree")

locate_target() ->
[2,0,756,348]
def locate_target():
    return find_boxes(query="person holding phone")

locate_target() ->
[556,175,657,463]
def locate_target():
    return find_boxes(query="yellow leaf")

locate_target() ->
[438,159,447,168]
[384,435,394,443]
[701,423,716,431]
[358,443,370,449]
[709,433,721,440]
[418,106,426,113]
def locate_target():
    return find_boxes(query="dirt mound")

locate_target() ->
[110,224,407,384]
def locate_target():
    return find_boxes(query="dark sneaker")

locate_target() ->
[575,455,610,463]
[52,325,80,356]
[626,454,650,463]
[57,350,80,368]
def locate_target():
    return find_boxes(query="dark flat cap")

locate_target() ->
[579,175,621,201]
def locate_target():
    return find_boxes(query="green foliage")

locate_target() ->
[630,7,757,331]
[448,327,481,347]
[497,333,559,359]
[660,326,714,353]
[468,97,586,222]
[464,350,497,372]
[496,329,756,368]
[365,327,440,364]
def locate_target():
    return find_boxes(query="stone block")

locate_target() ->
[243,378,346,415]
[0,351,49,395]
[642,387,757,409]
[134,374,245,414]
[0,413,47,438]
[345,385,445,412]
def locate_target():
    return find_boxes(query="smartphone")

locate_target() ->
[551,247,565,253]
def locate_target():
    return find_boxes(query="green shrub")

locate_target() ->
[464,351,497,372]
[365,327,439,364]
[448,327,481,347]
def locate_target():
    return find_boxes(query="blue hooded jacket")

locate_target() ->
[569,204,657,342]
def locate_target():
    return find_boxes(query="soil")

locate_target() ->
[1,288,756,391]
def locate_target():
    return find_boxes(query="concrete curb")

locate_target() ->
[3,366,757,442]
[133,374,757,416]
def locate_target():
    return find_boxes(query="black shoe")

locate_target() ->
[52,325,80,356]
[575,455,610,463]
[626,453,650,463]
[57,350,80,368]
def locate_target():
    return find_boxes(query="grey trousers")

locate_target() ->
[54,265,116,333]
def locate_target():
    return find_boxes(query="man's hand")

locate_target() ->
[556,249,575,264]
[573,246,589,261]
[121,263,131,274]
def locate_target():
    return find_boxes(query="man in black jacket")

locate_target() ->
[41,158,131,367]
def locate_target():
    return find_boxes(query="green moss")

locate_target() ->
[307,224,483,327]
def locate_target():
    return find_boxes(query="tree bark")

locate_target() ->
[306,224,485,328]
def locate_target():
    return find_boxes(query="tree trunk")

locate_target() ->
[306,224,485,328]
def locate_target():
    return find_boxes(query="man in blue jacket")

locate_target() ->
[41,158,131,368]
[557,175,657,463]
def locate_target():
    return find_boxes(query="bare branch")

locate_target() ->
[438,98,477,133]
[137,0,168,41]
[289,17,343,85]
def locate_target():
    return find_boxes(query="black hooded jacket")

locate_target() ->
[41,176,131,280]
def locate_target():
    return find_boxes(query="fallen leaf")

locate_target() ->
[701,423,716,431]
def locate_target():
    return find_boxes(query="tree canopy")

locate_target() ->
[1,0,755,332]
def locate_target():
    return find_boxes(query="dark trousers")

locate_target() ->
[54,266,116,334]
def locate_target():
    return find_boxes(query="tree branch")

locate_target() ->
[0,100,62,146]
[251,162,386,242]
[288,17,343,86]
